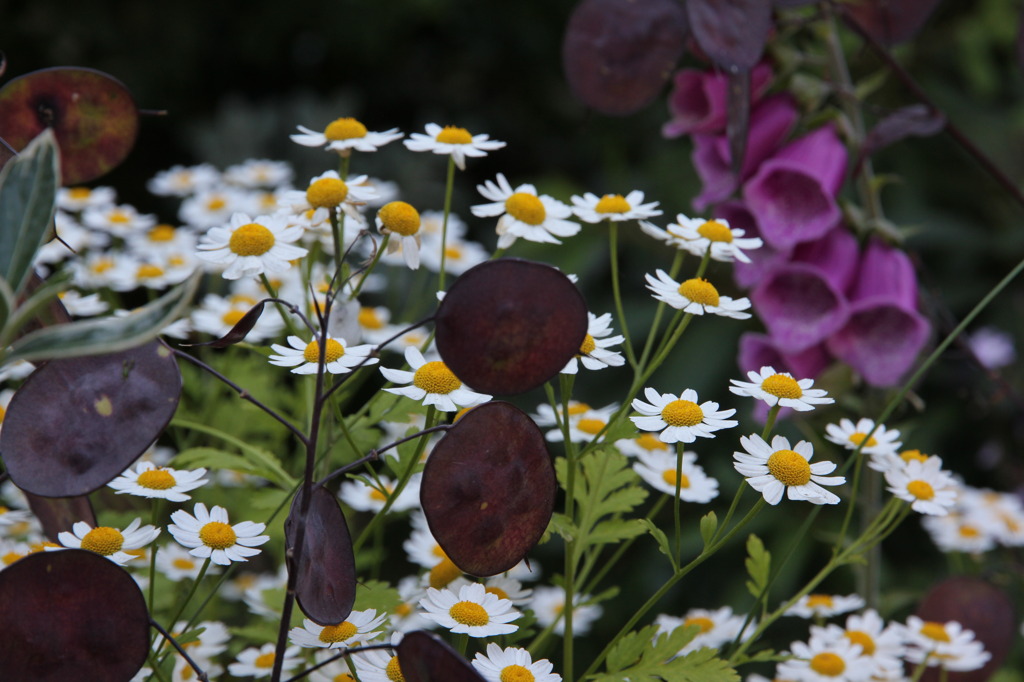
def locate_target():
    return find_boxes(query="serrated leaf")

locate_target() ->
[744,534,771,600]
[640,518,677,570]
[170,419,297,489]
[606,624,662,673]
[0,129,58,295]
[730,648,783,666]
[589,518,647,545]
[545,512,578,543]
[2,272,198,365]
[597,625,723,682]
[355,580,401,615]
[699,511,718,548]
[660,647,739,682]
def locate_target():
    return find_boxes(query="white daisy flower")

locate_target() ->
[729,366,834,412]
[228,643,301,678]
[570,190,662,223]
[630,387,737,444]
[82,203,157,236]
[903,616,992,672]
[644,269,751,318]
[190,292,284,342]
[376,201,423,270]
[824,418,902,458]
[57,185,116,212]
[418,235,490,275]
[167,503,269,566]
[36,212,108,265]
[473,642,561,682]
[155,542,218,582]
[419,582,521,637]
[544,403,618,443]
[147,164,221,197]
[530,586,603,636]
[614,432,674,459]
[280,171,378,221]
[380,347,491,413]
[777,631,874,682]
[884,457,959,516]
[107,461,208,502]
[0,498,31,527]
[179,187,250,229]
[633,450,719,503]
[404,123,506,170]
[290,117,403,153]
[309,649,360,682]
[288,609,387,649]
[403,511,448,569]
[55,518,160,565]
[162,619,231,661]
[471,173,580,248]
[482,575,533,606]
[655,606,755,654]
[197,212,308,280]
[664,215,763,263]
[224,159,293,189]
[562,312,626,374]
[338,474,421,513]
[108,254,196,292]
[784,593,865,619]
[816,609,907,680]
[390,576,436,633]
[733,434,845,505]
[268,334,378,375]
[922,511,998,554]
[353,633,405,682]
[127,223,198,259]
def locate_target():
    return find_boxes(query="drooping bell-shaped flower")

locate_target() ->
[662,63,773,138]
[718,201,791,290]
[743,123,848,249]
[827,239,930,387]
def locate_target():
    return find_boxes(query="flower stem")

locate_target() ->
[608,220,637,369]
[438,156,457,292]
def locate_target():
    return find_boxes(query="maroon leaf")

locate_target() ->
[915,576,1015,682]
[0,549,150,681]
[434,258,588,395]
[185,301,266,348]
[0,340,182,497]
[397,630,486,682]
[0,67,139,184]
[861,104,945,163]
[843,0,944,46]
[420,402,556,576]
[687,0,773,72]
[24,492,96,542]
[563,0,688,116]
[285,483,356,625]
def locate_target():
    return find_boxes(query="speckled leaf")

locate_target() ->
[397,630,486,682]
[434,259,588,395]
[563,0,688,116]
[421,401,555,576]
[285,483,356,625]
[687,0,773,71]
[0,67,139,184]
[0,340,181,497]
[843,0,943,45]
[0,549,150,681]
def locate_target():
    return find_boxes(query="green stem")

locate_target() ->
[438,156,457,291]
[637,249,686,369]
[351,233,390,299]
[608,220,638,368]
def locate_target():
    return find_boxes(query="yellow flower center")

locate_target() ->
[907,480,935,501]
[228,223,276,257]
[900,449,929,463]
[319,621,358,643]
[378,201,421,236]
[91,258,114,274]
[636,433,668,451]
[677,278,720,307]
[846,630,876,655]
[0,406,5,423]
[172,558,196,570]
[445,245,464,260]
[137,468,177,490]
[303,339,345,364]
[567,403,591,416]
[429,557,462,589]
[505,192,547,225]
[255,652,276,668]
[222,310,246,326]
[500,666,535,682]
[683,616,714,633]
[359,307,385,329]
[436,126,473,144]
[68,187,92,199]
[199,521,237,550]
[109,209,131,224]
[413,361,461,394]
[149,224,177,242]
[662,470,691,489]
[959,525,981,538]
[920,621,951,642]
[766,449,812,486]
[206,197,226,211]
[595,194,631,214]
[2,551,24,565]
[577,418,606,435]
[761,374,803,399]
[660,399,704,427]
[849,432,878,448]
[449,601,489,626]
[486,586,510,600]
[809,652,845,676]
[324,117,368,140]
[80,527,125,555]
[395,603,413,618]
[579,334,597,355]
[137,264,165,279]
[335,675,356,682]
[806,594,833,608]
[386,656,405,682]
[696,220,733,243]
[307,178,349,208]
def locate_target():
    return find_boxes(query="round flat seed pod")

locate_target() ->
[0,67,139,184]
[420,401,555,576]
[0,340,181,497]
[0,549,150,681]
[434,258,588,395]
[397,630,486,682]
[285,483,356,625]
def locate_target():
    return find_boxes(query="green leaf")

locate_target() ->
[640,518,677,570]
[0,129,59,295]
[170,420,297,490]
[597,625,739,682]
[589,518,646,545]
[744,534,771,600]
[544,512,577,543]
[0,276,14,333]
[606,624,662,673]
[355,579,401,615]
[699,511,718,549]
[2,272,199,365]
[0,271,70,347]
